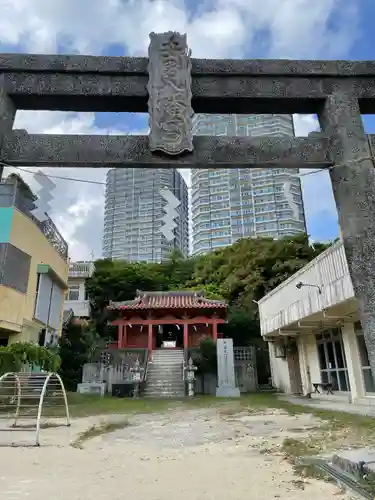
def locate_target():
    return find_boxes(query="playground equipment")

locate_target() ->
[0,371,70,446]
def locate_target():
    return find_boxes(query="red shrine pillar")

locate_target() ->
[212,322,218,342]
[148,323,153,356]
[183,323,189,350]
[123,324,127,348]
[117,323,124,349]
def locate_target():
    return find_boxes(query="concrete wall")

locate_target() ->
[270,323,375,405]
[268,343,292,393]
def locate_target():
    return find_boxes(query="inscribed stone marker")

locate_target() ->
[147,31,194,156]
[216,338,240,398]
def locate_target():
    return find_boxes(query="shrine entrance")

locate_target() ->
[157,324,183,349]
[108,290,227,356]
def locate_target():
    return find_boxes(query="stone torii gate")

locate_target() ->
[1,32,375,378]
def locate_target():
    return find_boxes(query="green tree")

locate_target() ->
[85,234,330,347]
[189,234,330,345]
[222,303,260,347]
[59,322,100,390]
[192,337,217,394]
[159,249,199,290]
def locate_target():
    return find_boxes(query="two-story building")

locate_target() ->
[0,175,69,347]
[258,238,374,406]
[64,261,94,319]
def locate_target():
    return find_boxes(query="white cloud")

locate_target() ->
[0,0,359,258]
[4,111,112,260]
[0,0,358,58]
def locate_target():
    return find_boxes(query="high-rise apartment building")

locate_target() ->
[192,114,306,255]
[103,168,189,262]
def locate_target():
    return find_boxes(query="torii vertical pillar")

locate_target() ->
[0,82,16,181]
[319,92,375,383]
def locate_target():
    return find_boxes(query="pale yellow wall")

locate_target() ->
[0,285,44,343]
[8,209,68,329]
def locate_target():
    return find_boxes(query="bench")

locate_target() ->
[312,382,334,395]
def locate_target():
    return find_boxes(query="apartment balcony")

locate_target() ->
[68,261,95,278]
[0,181,68,261]
[64,299,91,318]
[258,241,357,337]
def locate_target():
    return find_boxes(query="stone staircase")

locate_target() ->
[144,349,185,398]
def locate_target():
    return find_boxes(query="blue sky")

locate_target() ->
[0,0,374,259]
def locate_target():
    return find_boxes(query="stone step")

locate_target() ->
[148,366,182,370]
[145,350,185,398]
[147,384,184,389]
[152,350,183,353]
[152,351,184,355]
[150,359,182,362]
[152,354,183,357]
[148,359,183,368]
[148,368,182,372]
[144,388,185,394]
[151,357,184,361]
[147,377,183,382]
[144,394,185,399]
[146,377,184,383]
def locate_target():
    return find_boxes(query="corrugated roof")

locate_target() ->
[107,290,227,310]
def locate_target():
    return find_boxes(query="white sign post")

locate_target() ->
[216,338,240,397]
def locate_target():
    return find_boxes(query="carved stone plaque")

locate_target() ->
[147,31,194,156]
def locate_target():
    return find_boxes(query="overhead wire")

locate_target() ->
[1,155,375,188]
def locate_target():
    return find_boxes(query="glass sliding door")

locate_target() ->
[355,321,375,393]
[316,329,350,392]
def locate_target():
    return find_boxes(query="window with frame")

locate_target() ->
[68,284,80,301]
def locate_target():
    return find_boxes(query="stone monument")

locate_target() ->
[216,338,240,398]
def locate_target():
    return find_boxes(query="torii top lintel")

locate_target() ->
[1,31,375,169]
[0,31,375,120]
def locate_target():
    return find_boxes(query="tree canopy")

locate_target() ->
[86,234,330,346]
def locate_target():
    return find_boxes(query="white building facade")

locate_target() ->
[65,261,95,318]
[258,240,375,405]
[191,114,306,255]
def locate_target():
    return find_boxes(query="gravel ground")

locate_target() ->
[0,406,355,499]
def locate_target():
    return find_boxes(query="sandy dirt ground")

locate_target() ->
[0,405,356,500]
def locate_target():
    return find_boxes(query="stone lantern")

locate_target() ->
[184,357,197,397]
[131,358,144,399]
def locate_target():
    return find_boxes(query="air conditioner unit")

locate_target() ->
[273,341,286,359]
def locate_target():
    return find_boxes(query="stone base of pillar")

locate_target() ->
[216,386,240,398]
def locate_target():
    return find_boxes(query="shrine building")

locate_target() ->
[108,290,227,352]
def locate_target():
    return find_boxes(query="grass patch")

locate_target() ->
[71,419,131,448]
[282,437,325,458]
[64,393,253,418]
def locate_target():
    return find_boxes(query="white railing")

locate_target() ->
[64,300,90,317]
[68,261,94,278]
